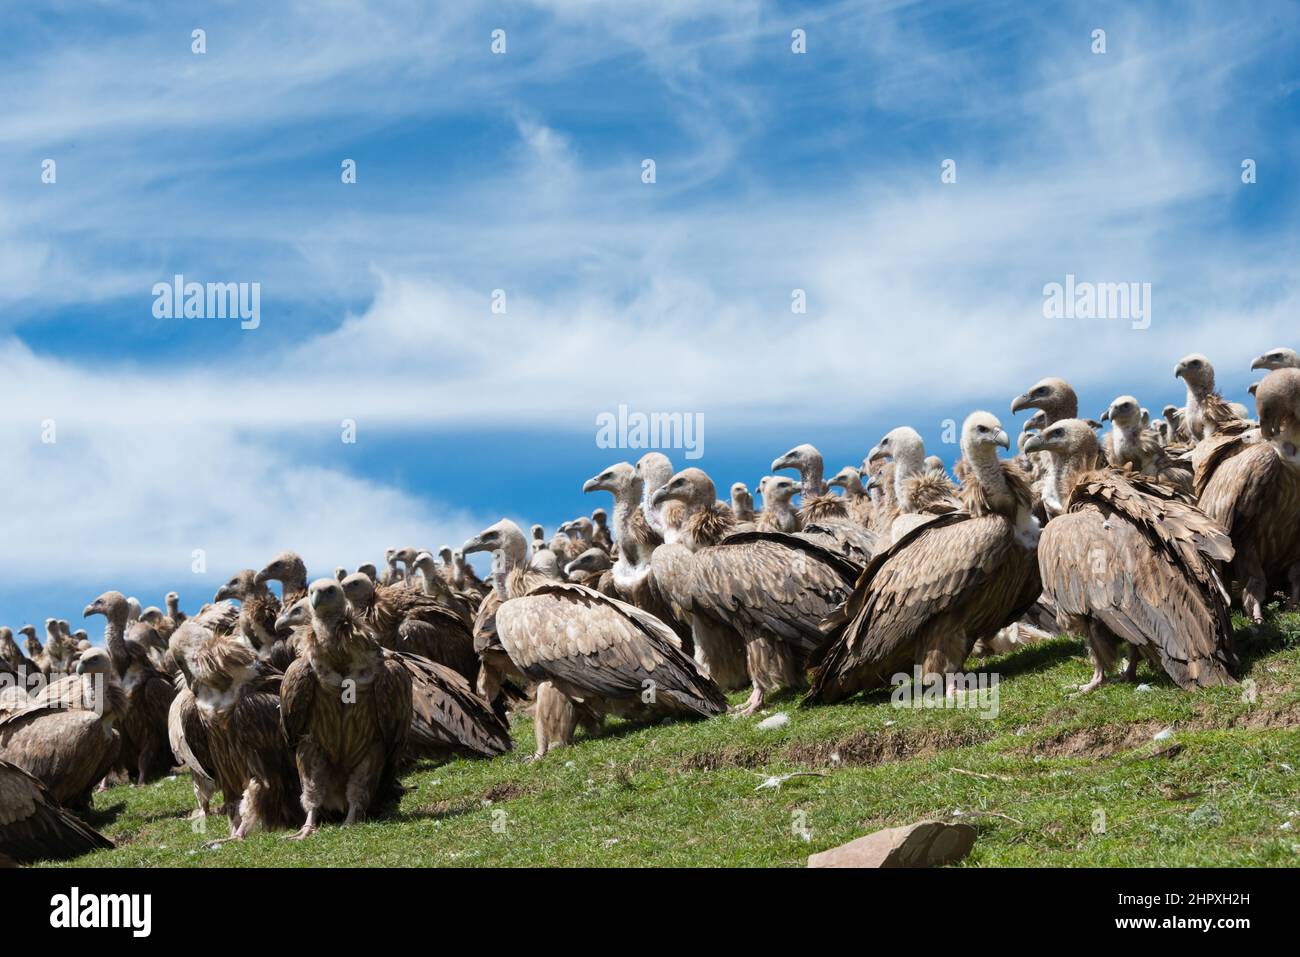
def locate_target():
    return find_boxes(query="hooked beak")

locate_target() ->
[1250,356,1267,371]
[82,603,97,618]
[1174,362,1187,380]
[1022,434,1046,454]
[649,484,673,508]
[1010,393,1033,414]
[253,568,271,586]
[866,445,887,465]
[461,533,490,556]
[581,475,601,494]
[214,584,233,603]
[994,429,1010,451]
[771,452,796,473]
[273,610,295,634]
[1099,409,1110,422]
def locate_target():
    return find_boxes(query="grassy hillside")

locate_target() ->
[44,614,1300,867]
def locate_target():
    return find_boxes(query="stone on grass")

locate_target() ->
[807,820,977,868]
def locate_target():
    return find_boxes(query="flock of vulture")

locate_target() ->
[2,346,1299,865]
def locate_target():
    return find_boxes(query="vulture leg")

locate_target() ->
[191,776,215,819]
[733,637,802,716]
[344,752,383,825]
[532,681,578,759]
[1287,563,1300,612]
[288,811,320,840]
[1120,647,1141,683]
[1236,548,1268,624]
[1076,620,1121,694]
[920,630,969,700]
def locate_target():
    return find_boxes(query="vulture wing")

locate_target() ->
[496,582,725,717]
[279,658,318,752]
[385,650,512,760]
[168,688,215,782]
[688,531,859,656]
[0,759,112,863]
[1040,473,1237,688]
[395,615,478,683]
[808,511,1041,704]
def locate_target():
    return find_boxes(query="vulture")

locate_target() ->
[808,412,1042,704]
[867,426,961,540]
[409,551,477,627]
[772,443,851,525]
[83,591,177,783]
[756,475,801,532]
[0,759,113,863]
[186,636,302,839]
[1024,419,1237,691]
[1011,376,1078,425]
[453,549,489,596]
[650,469,860,713]
[583,460,695,657]
[729,482,756,523]
[1175,354,1249,441]
[591,507,614,552]
[278,597,509,765]
[827,466,874,527]
[165,591,186,625]
[338,572,478,683]
[0,627,37,678]
[279,579,412,838]
[18,625,46,676]
[463,519,725,756]
[565,547,615,591]
[215,569,293,669]
[1250,347,1300,371]
[0,648,123,810]
[1099,395,1193,495]
[636,452,685,543]
[1196,368,1300,621]
[561,516,597,555]
[256,550,310,607]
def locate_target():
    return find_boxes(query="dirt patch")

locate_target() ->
[786,727,993,768]
[1025,721,1166,758]
[1226,700,1300,729]
[679,746,773,771]
[420,780,526,818]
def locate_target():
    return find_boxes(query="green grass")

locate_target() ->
[44,613,1300,867]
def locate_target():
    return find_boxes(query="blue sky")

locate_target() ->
[1,0,1298,631]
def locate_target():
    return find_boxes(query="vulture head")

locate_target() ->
[591,507,609,531]
[1011,377,1078,424]
[463,519,530,570]
[75,647,114,677]
[165,591,181,614]
[924,455,946,475]
[1101,395,1142,429]
[760,475,798,508]
[255,551,307,591]
[434,546,452,568]
[772,443,826,493]
[334,567,347,582]
[18,625,38,657]
[530,525,546,554]
[960,411,1011,462]
[1174,353,1215,395]
[827,466,865,496]
[339,572,377,613]
[307,579,351,629]
[83,591,130,627]
[1255,368,1300,454]
[729,480,752,505]
[1250,347,1300,372]
[140,607,164,626]
[868,427,926,475]
[357,563,378,582]
[565,548,613,579]
[567,516,594,544]
[583,461,635,498]
[1248,381,1260,398]
[125,597,142,623]
[633,451,674,498]
[395,546,420,570]
[214,569,262,603]
[1022,417,1101,469]
[650,468,716,512]
[273,597,310,635]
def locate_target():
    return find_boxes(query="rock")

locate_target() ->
[807,820,977,868]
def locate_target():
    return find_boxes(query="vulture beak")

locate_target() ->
[81,603,97,618]
[253,568,270,586]
[1010,393,1032,414]
[649,484,672,508]
[866,445,886,465]
[1022,434,1045,454]
[1248,382,1259,397]
[581,475,601,494]
[1250,356,1267,371]
[1174,362,1187,380]
[1099,409,1110,422]
[994,429,1010,450]
[461,533,489,556]
[771,452,795,472]
[75,658,86,675]
[214,584,232,602]
[273,610,294,634]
